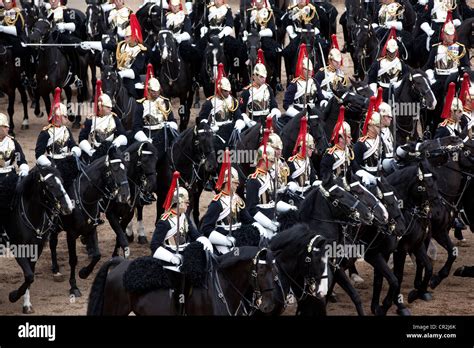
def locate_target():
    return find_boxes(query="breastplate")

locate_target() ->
[0,137,15,168]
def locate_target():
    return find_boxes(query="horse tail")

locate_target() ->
[87,257,124,316]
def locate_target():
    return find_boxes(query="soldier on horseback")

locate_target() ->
[368,27,409,94]
[107,0,133,41]
[151,174,212,266]
[354,97,382,186]
[435,82,463,138]
[201,152,253,254]
[268,132,290,193]
[46,0,84,87]
[379,101,397,174]
[35,87,81,189]
[79,86,128,159]
[459,73,473,137]
[320,106,354,181]
[423,13,469,93]
[0,112,29,238]
[314,35,348,102]
[283,44,323,119]
[0,0,28,82]
[419,0,462,47]
[134,64,177,161]
[287,116,317,194]
[198,64,245,133]
[239,50,280,126]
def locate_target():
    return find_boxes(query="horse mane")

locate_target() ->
[217,246,260,270]
[270,223,323,260]
[387,165,417,188]
[299,186,321,221]
[16,165,62,197]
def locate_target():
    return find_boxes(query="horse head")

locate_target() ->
[36,165,74,215]
[406,69,437,110]
[129,141,158,193]
[104,146,131,205]
[158,30,178,63]
[332,84,368,113]
[101,65,121,102]
[350,76,374,98]
[194,122,218,174]
[204,35,225,81]
[29,18,52,44]
[372,176,407,237]
[86,4,105,40]
[246,29,261,67]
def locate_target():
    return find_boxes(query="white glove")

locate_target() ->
[19,163,30,177]
[314,27,320,35]
[118,69,135,79]
[384,21,402,31]
[211,124,219,132]
[453,19,461,27]
[174,33,182,44]
[287,181,299,193]
[276,200,297,213]
[320,100,328,108]
[43,2,51,10]
[71,146,82,158]
[112,134,128,148]
[56,22,65,32]
[220,26,233,38]
[0,25,17,36]
[371,23,379,29]
[259,28,273,38]
[81,41,103,51]
[418,0,428,4]
[270,108,281,119]
[369,83,378,96]
[243,30,249,42]
[134,130,152,143]
[254,211,278,232]
[286,25,297,40]
[79,140,95,157]
[37,154,52,167]
[196,236,213,252]
[420,22,434,37]
[0,25,4,33]
[425,69,435,84]
[234,119,245,132]
[170,254,183,266]
[167,121,178,131]
[356,170,376,186]
[57,22,76,32]
[200,26,208,38]
[185,1,193,14]
[101,3,116,12]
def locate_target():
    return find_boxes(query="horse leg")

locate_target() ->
[125,207,136,243]
[9,258,34,307]
[408,245,433,303]
[365,253,384,315]
[392,249,410,315]
[49,230,65,282]
[78,229,101,279]
[66,231,81,297]
[19,86,29,130]
[106,211,130,258]
[43,92,51,119]
[135,206,148,244]
[7,91,15,136]
[34,87,42,117]
[178,95,188,132]
[334,267,365,316]
[430,225,457,289]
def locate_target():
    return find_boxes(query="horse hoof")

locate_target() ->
[9,290,19,303]
[408,289,419,303]
[429,275,441,289]
[23,305,34,314]
[454,266,465,276]
[328,293,338,303]
[21,124,29,130]
[79,268,90,279]
[38,112,44,118]
[138,236,148,245]
[52,272,65,283]
[70,288,82,297]
[276,83,284,92]
[126,234,134,243]
[420,292,433,301]
[397,308,411,316]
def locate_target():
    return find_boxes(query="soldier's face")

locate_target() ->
[4,1,13,10]
[215,0,224,7]
[0,126,8,139]
[171,4,180,13]
[178,200,189,212]
[382,114,392,127]
[230,180,239,193]
[220,90,230,98]
[273,147,281,158]
[331,59,341,69]
[51,0,60,8]
[100,106,112,116]
[256,0,264,9]
[444,33,455,44]
[114,0,124,8]
[298,0,306,8]
[253,74,266,86]
[149,89,160,99]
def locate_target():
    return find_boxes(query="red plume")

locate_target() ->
[375,87,383,111]
[216,148,231,192]
[265,115,273,132]
[459,73,471,107]
[261,128,271,167]
[293,116,308,156]
[163,171,181,211]
[49,87,62,126]
[129,13,143,44]
[94,80,102,115]
[362,96,377,136]
[295,43,312,79]
[215,63,226,94]
[441,82,456,119]
[257,48,265,65]
[330,106,345,144]
[380,27,398,58]
[440,11,456,42]
[144,63,154,98]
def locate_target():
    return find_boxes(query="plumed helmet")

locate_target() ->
[378,102,392,118]
[0,113,9,127]
[268,132,283,151]
[98,94,113,109]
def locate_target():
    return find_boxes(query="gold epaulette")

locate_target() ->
[42,124,53,131]
[327,145,337,155]
[137,98,145,103]
[291,77,301,83]
[7,134,14,139]
[243,84,252,90]
[160,211,175,220]
[229,97,239,112]
[137,43,147,51]
[359,136,368,142]
[439,119,453,127]
[207,95,214,101]
[111,112,118,117]
[212,193,222,201]
[288,155,297,162]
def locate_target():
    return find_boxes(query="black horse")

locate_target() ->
[7,165,74,313]
[87,246,282,315]
[200,35,227,98]
[100,64,137,131]
[350,17,379,80]
[49,146,130,297]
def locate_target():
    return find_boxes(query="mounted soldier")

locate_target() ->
[320,106,354,182]
[239,49,280,127]
[151,172,212,266]
[378,100,397,174]
[268,131,290,194]
[133,64,178,162]
[368,27,409,95]
[459,73,473,137]
[107,0,133,41]
[79,81,128,160]
[287,116,317,194]
[283,43,324,121]
[46,0,84,87]
[198,63,245,134]
[434,82,463,138]
[354,96,382,186]
[35,87,81,189]
[0,112,29,238]
[419,0,462,47]
[200,150,254,254]
[314,35,348,102]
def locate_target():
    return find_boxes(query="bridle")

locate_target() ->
[159,30,181,85]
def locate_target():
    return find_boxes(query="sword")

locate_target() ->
[21,43,82,47]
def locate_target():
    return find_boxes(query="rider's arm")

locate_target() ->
[199,200,221,237]
[197,100,213,124]
[150,219,170,255]
[282,83,297,110]
[78,119,92,143]
[34,130,49,159]
[132,103,145,134]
